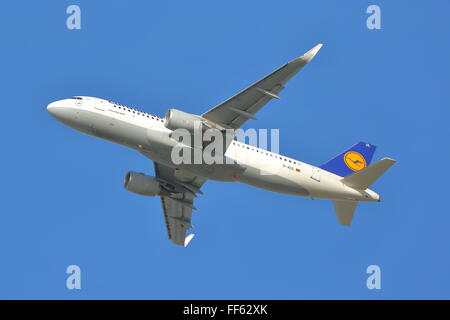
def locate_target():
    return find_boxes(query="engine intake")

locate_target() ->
[124,171,161,197]
[164,109,205,133]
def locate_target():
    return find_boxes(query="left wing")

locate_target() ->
[202,44,323,129]
[144,154,206,246]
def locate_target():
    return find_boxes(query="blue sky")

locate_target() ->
[0,0,449,299]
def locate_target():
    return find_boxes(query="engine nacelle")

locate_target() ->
[124,171,161,197]
[164,109,204,133]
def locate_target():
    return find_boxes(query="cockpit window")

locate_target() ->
[70,96,83,100]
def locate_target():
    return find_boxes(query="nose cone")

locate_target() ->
[47,100,71,121]
[47,101,59,117]
[47,98,88,133]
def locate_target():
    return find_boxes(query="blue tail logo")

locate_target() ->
[320,142,376,177]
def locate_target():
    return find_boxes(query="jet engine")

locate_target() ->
[164,109,204,133]
[124,171,161,197]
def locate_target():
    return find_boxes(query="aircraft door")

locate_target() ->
[311,166,321,182]
[94,99,105,111]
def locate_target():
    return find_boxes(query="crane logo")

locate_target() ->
[344,151,366,171]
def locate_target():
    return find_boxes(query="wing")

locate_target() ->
[152,159,207,246]
[202,44,323,129]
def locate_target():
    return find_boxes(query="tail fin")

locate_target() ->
[333,200,357,226]
[334,158,396,226]
[342,157,397,190]
[320,142,376,177]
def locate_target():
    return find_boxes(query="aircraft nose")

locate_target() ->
[47,100,67,119]
[47,101,59,116]
[47,99,81,128]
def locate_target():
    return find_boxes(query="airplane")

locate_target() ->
[47,44,396,247]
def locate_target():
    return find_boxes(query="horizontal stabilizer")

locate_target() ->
[333,200,358,226]
[342,157,397,190]
[301,43,323,63]
[184,234,195,247]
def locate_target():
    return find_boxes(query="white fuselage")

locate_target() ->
[47,96,379,202]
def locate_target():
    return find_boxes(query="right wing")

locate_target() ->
[152,159,207,246]
[201,44,323,129]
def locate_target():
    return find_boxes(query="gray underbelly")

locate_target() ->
[237,165,309,197]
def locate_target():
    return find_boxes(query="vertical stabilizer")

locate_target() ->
[320,142,376,177]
